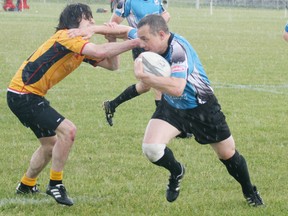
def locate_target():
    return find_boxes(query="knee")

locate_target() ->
[142,143,166,162]
[58,120,77,144]
[68,123,77,143]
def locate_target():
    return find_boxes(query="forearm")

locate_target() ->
[83,38,140,59]
[140,76,185,97]
[134,59,185,96]
[91,25,132,38]
[68,24,133,40]
[98,38,140,58]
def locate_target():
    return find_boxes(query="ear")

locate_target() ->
[159,30,166,40]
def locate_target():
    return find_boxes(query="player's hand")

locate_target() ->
[134,55,152,81]
[68,28,93,40]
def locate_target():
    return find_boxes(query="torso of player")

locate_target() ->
[8,30,99,96]
[116,0,164,28]
[162,34,214,109]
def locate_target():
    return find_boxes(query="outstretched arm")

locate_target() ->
[82,38,141,70]
[68,24,133,40]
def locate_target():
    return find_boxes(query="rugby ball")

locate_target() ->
[141,51,171,77]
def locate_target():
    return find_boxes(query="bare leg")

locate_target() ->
[25,136,56,178]
[51,119,76,172]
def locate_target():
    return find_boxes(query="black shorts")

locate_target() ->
[152,95,231,144]
[7,91,64,138]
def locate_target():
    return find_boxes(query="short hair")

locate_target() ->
[137,14,169,35]
[56,3,93,31]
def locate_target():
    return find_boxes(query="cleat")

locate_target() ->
[46,184,74,206]
[103,100,115,126]
[16,183,40,194]
[244,186,264,207]
[166,164,185,202]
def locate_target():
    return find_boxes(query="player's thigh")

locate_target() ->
[143,119,180,144]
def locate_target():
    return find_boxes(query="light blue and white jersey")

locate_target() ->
[114,0,165,28]
[162,34,214,110]
[285,22,288,32]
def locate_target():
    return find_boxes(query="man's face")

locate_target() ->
[137,25,165,54]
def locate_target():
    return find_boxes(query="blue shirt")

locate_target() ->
[285,23,288,32]
[162,34,214,109]
[114,0,165,28]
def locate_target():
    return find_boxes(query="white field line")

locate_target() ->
[0,195,110,207]
[0,197,52,207]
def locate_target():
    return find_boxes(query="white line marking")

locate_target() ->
[0,195,111,207]
[0,197,52,207]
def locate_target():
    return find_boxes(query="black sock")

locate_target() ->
[49,180,62,187]
[153,147,182,177]
[220,151,253,195]
[110,84,140,109]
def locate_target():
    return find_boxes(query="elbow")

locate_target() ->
[109,59,120,71]
[171,87,184,97]
[168,78,186,97]
[110,64,119,71]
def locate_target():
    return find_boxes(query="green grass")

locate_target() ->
[1,1,288,215]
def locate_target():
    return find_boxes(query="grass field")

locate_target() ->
[1,1,288,215]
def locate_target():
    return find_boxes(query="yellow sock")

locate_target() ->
[50,169,63,181]
[21,174,37,187]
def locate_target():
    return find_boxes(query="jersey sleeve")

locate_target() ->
[170,44,189,79]
[159,4,165,13]
[127,28,137,39]
[57,31,103,67]
[57,31,88,54]
[285,22,288,32]
[83,56,103,67]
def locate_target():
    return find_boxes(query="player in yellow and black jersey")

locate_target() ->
[7,3,140,206]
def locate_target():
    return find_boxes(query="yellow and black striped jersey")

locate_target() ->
[8,30,102,96]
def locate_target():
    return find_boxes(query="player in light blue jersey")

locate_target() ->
[134,14,264,207]
[111,0,169,28]
[103,0,170,127]
[283,22,288,42]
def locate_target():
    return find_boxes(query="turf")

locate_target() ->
[0,2,288,215]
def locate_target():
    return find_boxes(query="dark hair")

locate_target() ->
[137,14,169,35]
[56,3,93,31]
